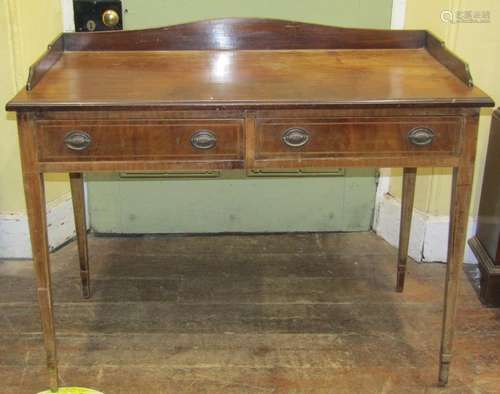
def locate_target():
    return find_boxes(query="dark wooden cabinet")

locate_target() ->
[469,108,500,306]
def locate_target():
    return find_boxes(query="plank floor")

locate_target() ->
[1,232,499,393]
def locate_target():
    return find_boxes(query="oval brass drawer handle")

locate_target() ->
[408,127,435,146]
[282,127,310,148]
[191,130,217,150]
[64,131,92,151]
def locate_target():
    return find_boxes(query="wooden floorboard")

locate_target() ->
[0,232,499,393]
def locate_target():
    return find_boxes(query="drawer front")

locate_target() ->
[254,117,463,160]
[36,119,243,162]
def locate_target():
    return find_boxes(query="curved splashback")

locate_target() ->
[63,17,426,51]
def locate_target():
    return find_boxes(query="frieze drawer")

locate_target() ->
[35,119,244,163]
[254,116,464,161]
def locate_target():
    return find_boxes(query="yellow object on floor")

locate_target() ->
[37,388,103,394]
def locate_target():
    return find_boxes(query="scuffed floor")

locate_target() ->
[0,232,499,393]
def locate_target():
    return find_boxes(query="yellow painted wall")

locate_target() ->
[0,0,69,214]
[390,0,499,217]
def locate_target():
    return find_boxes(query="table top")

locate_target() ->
[6,18,494,111]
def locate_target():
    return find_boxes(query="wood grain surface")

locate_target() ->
[7,49,492,111]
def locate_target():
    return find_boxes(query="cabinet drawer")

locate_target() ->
[36,119,243,162]
[254,117,463,160]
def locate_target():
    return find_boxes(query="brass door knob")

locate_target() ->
[102,9,120,28]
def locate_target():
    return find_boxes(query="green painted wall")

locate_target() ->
[88,169,377,233]
[122,0,393,30]
[87,0,392,234]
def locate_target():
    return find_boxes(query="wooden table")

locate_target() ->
[6,18,494,391]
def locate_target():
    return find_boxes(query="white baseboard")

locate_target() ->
[0,193,76,259]
[374,193,477,264]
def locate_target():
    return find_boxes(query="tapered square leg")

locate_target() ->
[18,114,59,392]
[396,167,417,292]
[70,172,90,299]
[24,173,59,392]
[438,165,474,386]
[437,112,479,386]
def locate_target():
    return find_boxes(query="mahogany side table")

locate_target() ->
[6,18,494,391]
